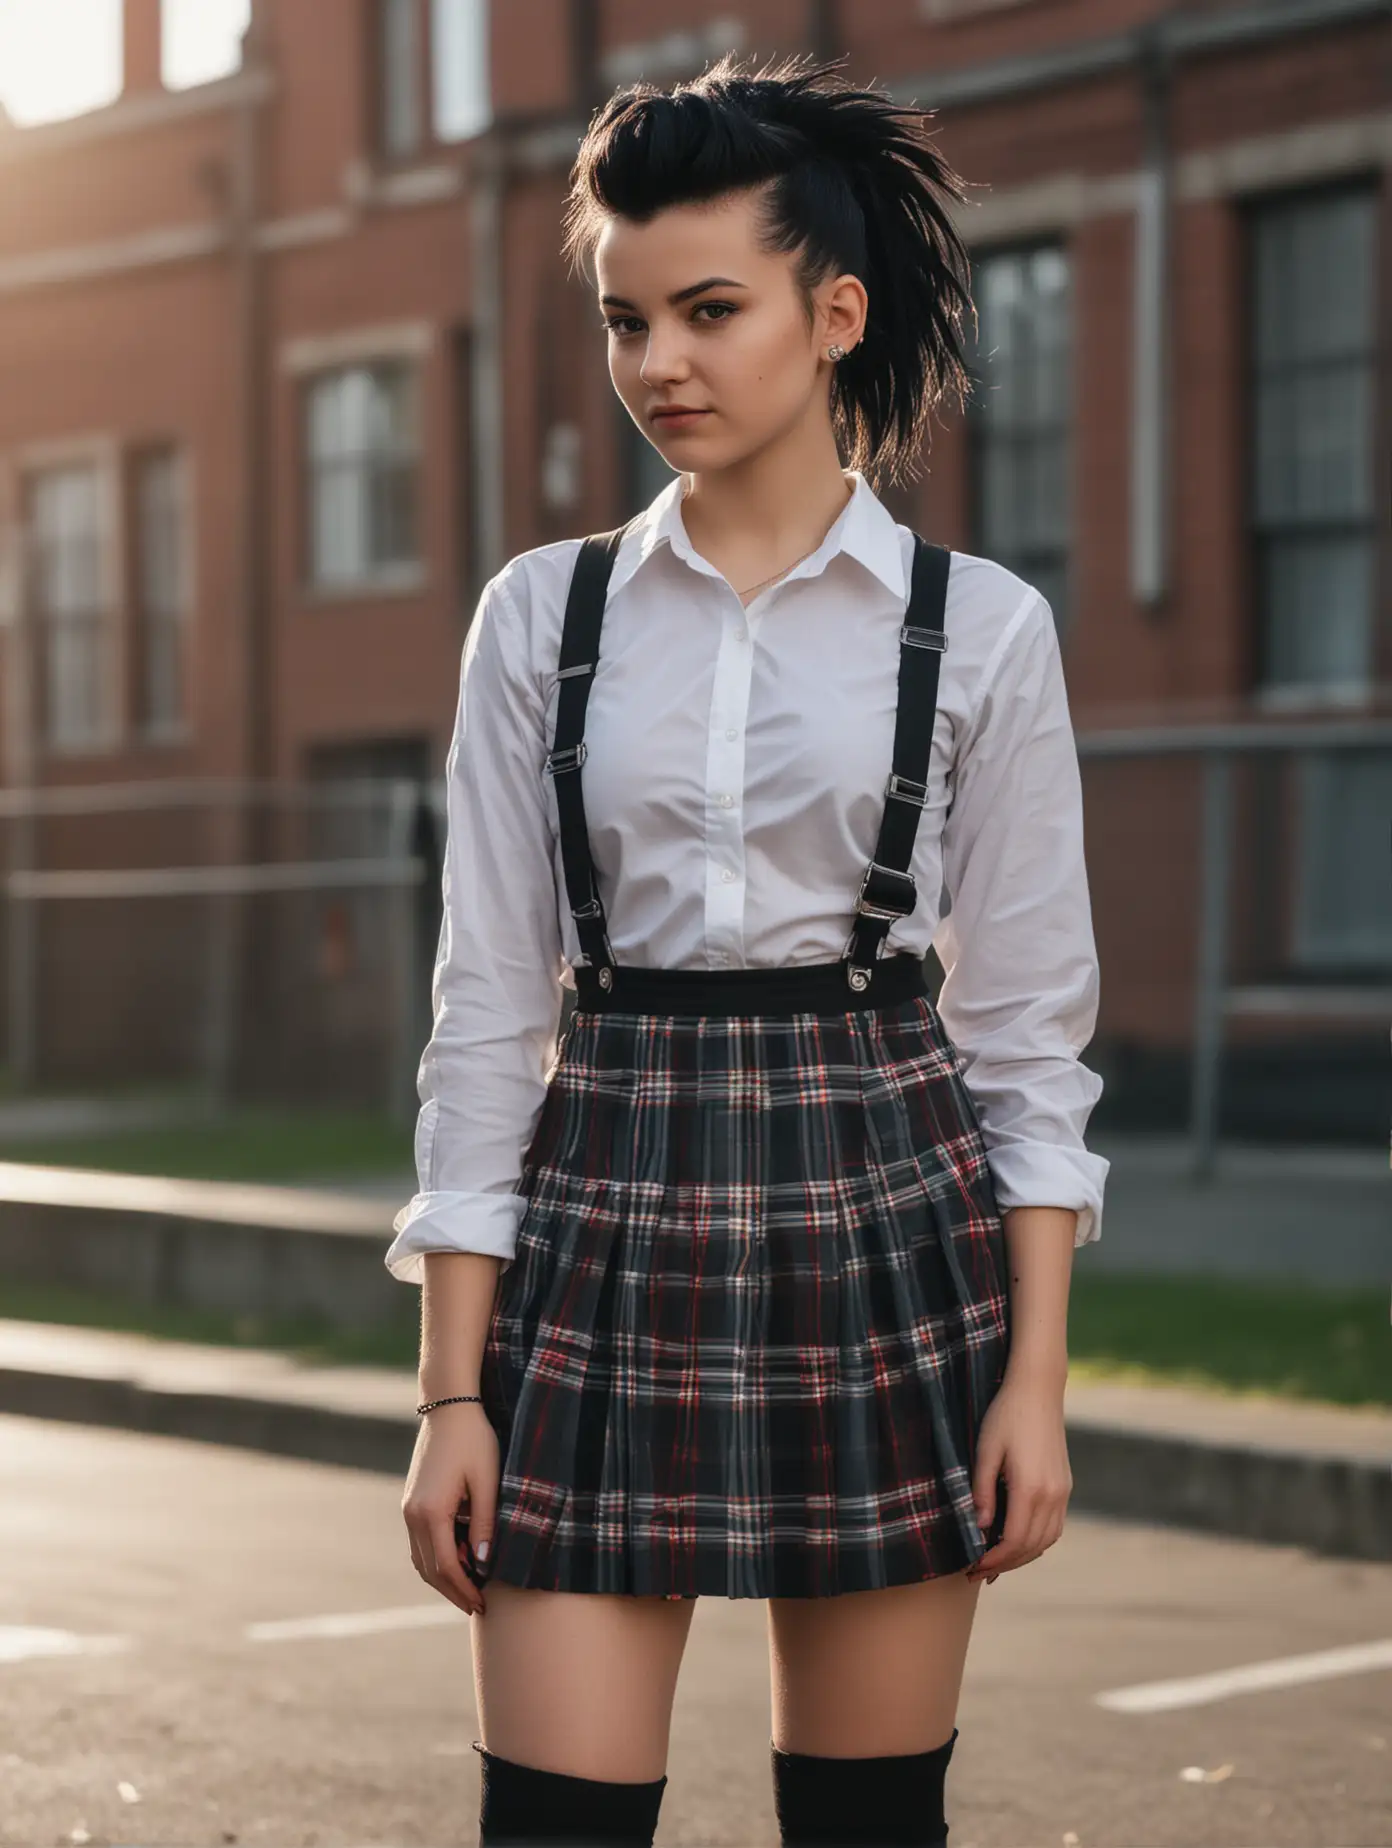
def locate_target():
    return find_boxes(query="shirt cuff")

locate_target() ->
[983,1140,1110,1247]
[384,1189,526,1283]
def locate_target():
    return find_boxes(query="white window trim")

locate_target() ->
[18,433,124,758]
[280,322,434,375]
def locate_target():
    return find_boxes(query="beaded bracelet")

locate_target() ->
[417,1393,484,1414]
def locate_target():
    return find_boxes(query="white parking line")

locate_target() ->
[1097,1638,1392,1713]
[0,1626,132,1663]
[245,1604,462,1642]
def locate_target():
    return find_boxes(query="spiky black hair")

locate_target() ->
[561,50,977,486]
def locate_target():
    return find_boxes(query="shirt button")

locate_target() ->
[734,626,748,643]
[725,728,738,741]
[718,793,735,808]
[720,869,735,883]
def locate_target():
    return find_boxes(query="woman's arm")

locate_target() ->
[394,560,567,1615]
[930,584,1108,1579]
[386,561,567,1288]
[966,1205,1077,1583]
[933,584,1109,1243]
[419,1251,501,1402]
[1001,1203,1076,1390]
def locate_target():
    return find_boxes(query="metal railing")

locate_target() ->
[0,777,438,1122]
[1075,716,1392,1177]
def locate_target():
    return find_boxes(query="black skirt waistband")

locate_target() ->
[571,952,929,1018]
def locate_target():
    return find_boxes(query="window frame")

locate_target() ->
[130,441,194,746]
[21,436,124,759]
[300,356,426,599]
[963,235,1074,635]
[370,0,491,165]
[1244,175,1382,710]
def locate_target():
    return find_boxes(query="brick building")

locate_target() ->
[0,0,1387,1128]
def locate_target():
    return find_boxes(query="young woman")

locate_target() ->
[389,51,1108,1848]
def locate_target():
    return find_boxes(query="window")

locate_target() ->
[1249,184,1379,702]
[378,0,424,158]
[432,0,489,142]
[28,461,114,752]
[965,243,1072,630]
[1293,750,1392,969]
[161,0,249,90]
[376,0,489,158]
[305,362,421,589]
[133,447,190,738]
[1251,184,1388,971]
[0,0,121,127]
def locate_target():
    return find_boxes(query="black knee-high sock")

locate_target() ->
[770,1728,958,1847]
[474,1741,668,1847]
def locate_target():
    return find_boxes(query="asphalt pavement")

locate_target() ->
[2,1410,1390,1847]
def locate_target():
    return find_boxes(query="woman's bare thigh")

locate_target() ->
[472,1584,699,1782]
[767,1569,982,1757]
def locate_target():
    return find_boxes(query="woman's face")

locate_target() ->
[594,187,864,475]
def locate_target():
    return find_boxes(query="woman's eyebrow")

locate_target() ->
[600,276,750,310]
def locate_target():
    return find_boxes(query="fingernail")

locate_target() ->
[476,1541,490,1562]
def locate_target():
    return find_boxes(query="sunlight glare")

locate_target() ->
[0,0,122,127]
[162,0,250,91]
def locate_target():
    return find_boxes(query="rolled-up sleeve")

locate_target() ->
[932,588,1109,1246]
[385,564,566,1284]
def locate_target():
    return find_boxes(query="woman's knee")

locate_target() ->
[472,1584,698,1782]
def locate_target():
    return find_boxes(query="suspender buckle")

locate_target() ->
[554,661,594,680]
[570,895,604,921]
[855,861,918,921]
[885,771,929,808]
[544,742,588,775]
[901,624,948,651]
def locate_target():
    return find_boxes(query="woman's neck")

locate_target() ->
[677,436,855,604]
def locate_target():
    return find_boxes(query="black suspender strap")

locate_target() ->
[842,535,951,991]
[547,521,950,1000]
[545,520,634,989]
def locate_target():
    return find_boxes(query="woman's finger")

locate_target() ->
[429,1513,483,1615]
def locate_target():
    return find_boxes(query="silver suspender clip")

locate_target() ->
[544,742,588,775]
[901,624,947,651]
[884,771,929,808]
[555,661,594,680]
[855,861,918,921]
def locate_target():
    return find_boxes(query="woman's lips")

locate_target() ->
[650,409,710,428]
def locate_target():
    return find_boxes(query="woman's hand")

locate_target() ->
[402,1401,500,1617]
[965,1361,1072,1585]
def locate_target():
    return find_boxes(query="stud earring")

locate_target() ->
[827,344,847,361]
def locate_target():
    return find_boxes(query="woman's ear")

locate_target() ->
[818,272,868,357]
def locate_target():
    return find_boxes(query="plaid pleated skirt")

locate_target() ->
[475,961,1012,1600]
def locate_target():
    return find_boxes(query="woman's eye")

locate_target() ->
[694,302,735,323]
[604,317,641,337]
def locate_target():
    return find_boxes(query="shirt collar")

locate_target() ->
[606,468,908,605]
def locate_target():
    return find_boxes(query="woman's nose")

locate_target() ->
[638,333,689,386]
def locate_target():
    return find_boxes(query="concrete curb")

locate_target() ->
[1065,1421,1391,1563]
[0,1362,414,1475]
[1,1326,1388,1563]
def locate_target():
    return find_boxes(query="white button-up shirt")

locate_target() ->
[386,469,1109,1283]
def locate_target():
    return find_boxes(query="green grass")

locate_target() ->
[0,1104,414,1184]
[1067,1272,1390,1409]
[0,1275,422,1370]
[0,1269,1386,1410]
